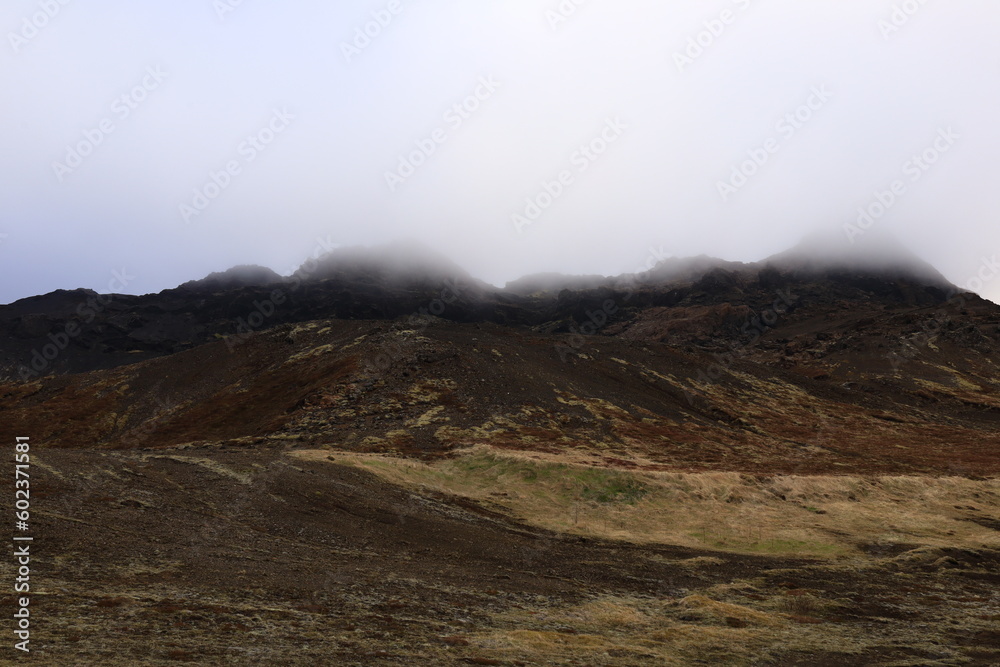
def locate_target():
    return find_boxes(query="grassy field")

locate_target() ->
[300,445,1000,558]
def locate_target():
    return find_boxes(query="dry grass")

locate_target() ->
[297,445,1000,557]
[471,592,858,666]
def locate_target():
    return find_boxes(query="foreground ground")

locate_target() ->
[1,442,998,665]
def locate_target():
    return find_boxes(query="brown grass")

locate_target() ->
[297,446,1000,558]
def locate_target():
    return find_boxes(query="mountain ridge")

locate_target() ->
[0,233,990,382]
[4,233,1000,666]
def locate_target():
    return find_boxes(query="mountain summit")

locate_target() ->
[0,236,989,379]
[291,240,484,289]
[764,229,953,288]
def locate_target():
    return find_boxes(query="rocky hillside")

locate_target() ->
[3,234,999,475]
[2,236,1000,666]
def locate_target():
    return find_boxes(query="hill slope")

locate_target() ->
[2,237,1000,665]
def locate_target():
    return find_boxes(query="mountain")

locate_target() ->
[764,229,953,291]
[0,235,991,378]
[2,236,1000,665]
[503,272,610,296]
[176,265,284,292]
[4,233,998,469]
[291,240,486,289]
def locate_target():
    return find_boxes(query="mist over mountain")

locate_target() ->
[503,272,611,295]
[289,240,486,290]
[7,3,1000,662]
[175,230,958,298]
[641,255,750,285]
[177,265,285,292]
[764,229,953,288]
[0,232,988,382]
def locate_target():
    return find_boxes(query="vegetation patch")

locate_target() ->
[300,447,1000,559]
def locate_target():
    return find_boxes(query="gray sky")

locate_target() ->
[2,0,999,305]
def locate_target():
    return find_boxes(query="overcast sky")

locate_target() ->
[2,0,998,305]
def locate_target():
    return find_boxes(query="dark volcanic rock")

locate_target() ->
[0,236,992,381]
[177,265,284,292]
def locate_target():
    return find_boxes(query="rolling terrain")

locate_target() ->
[1,238,999,665]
